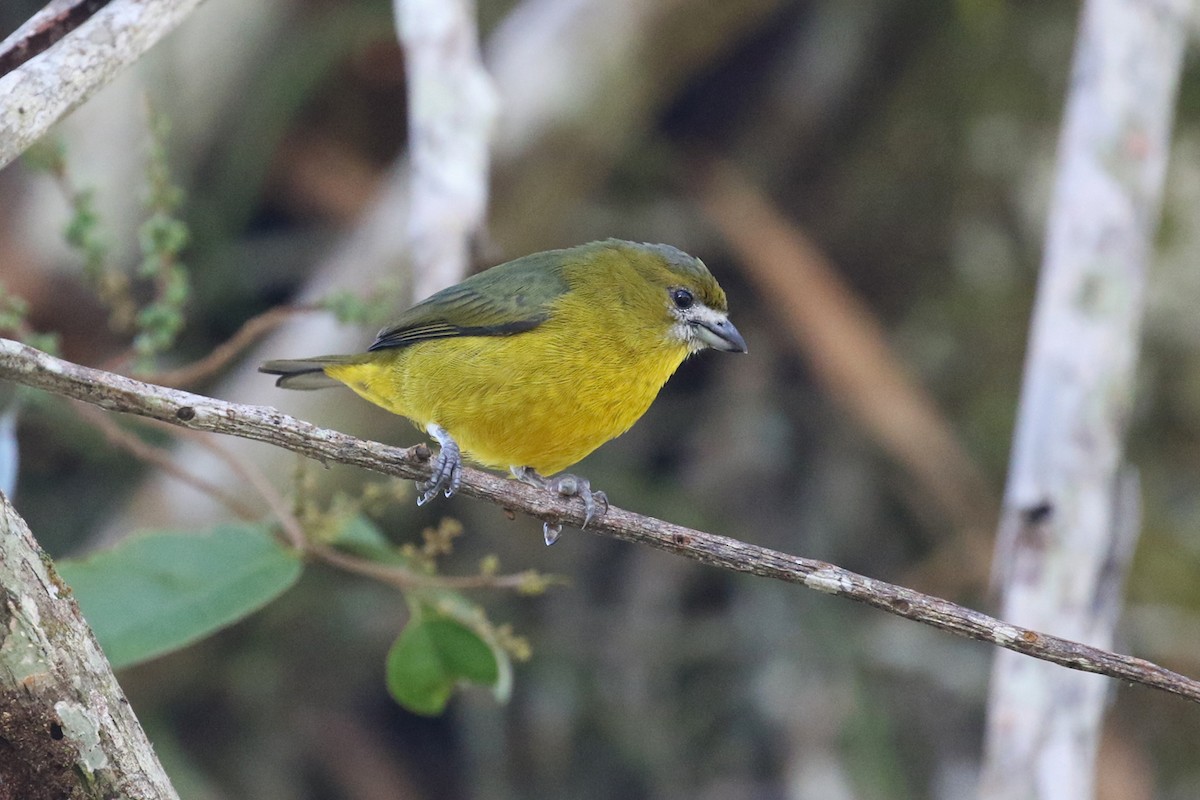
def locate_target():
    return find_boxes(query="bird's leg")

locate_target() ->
[511,466,609,545]
[417,423,462,505]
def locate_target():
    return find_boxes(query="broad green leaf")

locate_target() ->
[418,589,515,703]
[386,616,500,715]
[57,523,302,668]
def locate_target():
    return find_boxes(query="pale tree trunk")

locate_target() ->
[980,0,1193,798]
[394,0,497,301]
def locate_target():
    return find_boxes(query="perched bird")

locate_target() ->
[260,239,746,543]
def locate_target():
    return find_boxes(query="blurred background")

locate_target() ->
[3,0,1200,798]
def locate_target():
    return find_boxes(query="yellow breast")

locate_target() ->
[326,295,689,475]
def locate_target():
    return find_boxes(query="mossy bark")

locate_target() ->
[0,492,178,800]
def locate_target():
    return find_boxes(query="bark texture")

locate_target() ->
[0,491,178,800]
[982,0,1193,797]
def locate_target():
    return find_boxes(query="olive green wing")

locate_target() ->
[368,248,570,352]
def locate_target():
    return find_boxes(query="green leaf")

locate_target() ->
[386,616,500,715]
[57,523,302,669]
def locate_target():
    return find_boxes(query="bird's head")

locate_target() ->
[609,241,748,355]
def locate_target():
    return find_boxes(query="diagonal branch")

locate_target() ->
[0,0,211,170]
[0,0,114,77]
[1,336,1198,704]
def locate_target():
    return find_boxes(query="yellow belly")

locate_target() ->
[325,320,689,475]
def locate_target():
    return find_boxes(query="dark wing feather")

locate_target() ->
[367,249,570,352]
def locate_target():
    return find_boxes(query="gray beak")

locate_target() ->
[695,316,748,353]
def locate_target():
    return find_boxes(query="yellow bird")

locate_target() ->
[260,239,746,543]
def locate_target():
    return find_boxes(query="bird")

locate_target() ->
[260,239,747,544]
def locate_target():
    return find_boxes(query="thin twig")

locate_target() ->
[144,418,307,550]
[70,401,261,520]
[697,159,995,540]
[103,305,309,386]
[310,543,548,591]
[1,338,1198,703]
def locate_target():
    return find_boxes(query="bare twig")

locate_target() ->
[699,160,995,541]
[77,382,534,585]
[157,421,551,594]
[150,418,307,550]
[2,338,1198,705]
[309,544,549,591]
[71,400,261,520]
[0,0,211,170]
[148,305,308,389]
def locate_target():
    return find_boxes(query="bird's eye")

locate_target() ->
[671,288,694,309]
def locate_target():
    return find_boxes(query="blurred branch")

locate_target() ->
[72,400,261,520]
[147,305,308,389]
[0,0,210,170]
[394,0,496,299]
[310,544,548,592]
[698,159,996,542]
[3,338,1200,705]
[158,416,546,590]
[981,1,1191,797]
[0,0,111,77]
[271,133,384,223]
[0,491,179,800]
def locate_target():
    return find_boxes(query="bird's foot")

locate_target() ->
[511,467,609,545]
[546,473,608,527]
[417,424,462,505]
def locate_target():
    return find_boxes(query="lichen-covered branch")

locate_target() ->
[1,337,1199,706]
[0,0,210,170]
[0,491,179,799]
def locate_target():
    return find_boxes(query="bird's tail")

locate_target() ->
[259,355,361,390]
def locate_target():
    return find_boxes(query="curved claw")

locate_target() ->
[417,424,462,506]
[547,474,607,528]
[582,490,609,528]
[512,467,609,534]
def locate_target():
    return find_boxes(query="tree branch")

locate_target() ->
[0,0,113,77]
[131,305,308,390]
[1,337,1198,704]
[0,0,211,170]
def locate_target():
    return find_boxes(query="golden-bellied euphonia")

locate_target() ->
[260,239,746,543]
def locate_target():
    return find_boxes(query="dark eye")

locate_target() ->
[670,288,694,309]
